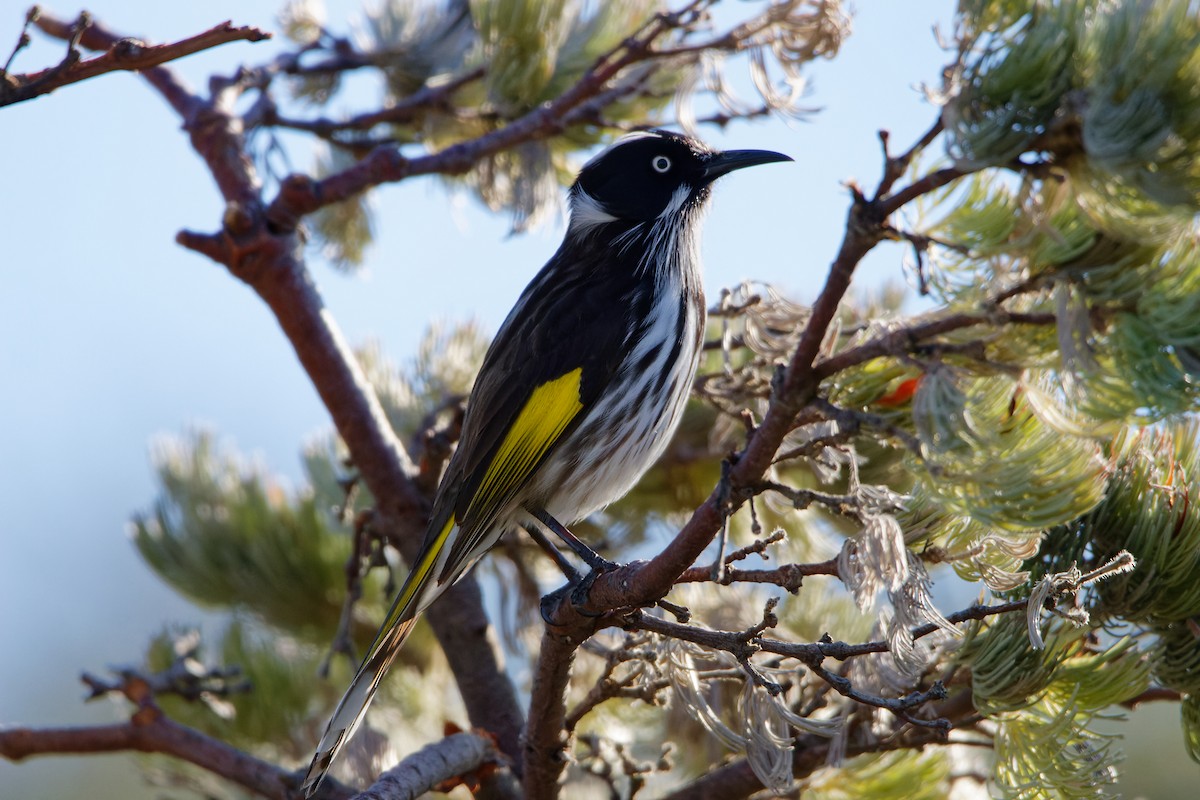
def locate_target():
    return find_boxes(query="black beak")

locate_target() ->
[701,149,793,182]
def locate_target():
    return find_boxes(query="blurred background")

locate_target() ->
[1,1,1190,796]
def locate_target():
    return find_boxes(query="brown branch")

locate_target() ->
[36,7,525,786]
[259,0,720,229]
[564,638,664,733]
[875,118,944,199]
[762,599,1030,662]
[0,717,510,800]
[350,732,514,800]
[1,10,268,108]
[674,558,839,591]
[0,713,297,800]
[878,165,968,218]
[523,623,589,800]
[804,662,949,728]
[660,725,953,800]
[1120,686,1183,709]
[813,305,1054,380]
[258,66,487,137]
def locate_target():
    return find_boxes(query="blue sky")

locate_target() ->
[1,1,1187,796]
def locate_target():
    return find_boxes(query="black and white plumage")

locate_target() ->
[302,130,790,796]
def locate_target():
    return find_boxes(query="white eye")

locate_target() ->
[651,155,672,173]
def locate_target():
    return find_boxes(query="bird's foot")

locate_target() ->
[568,564,612,614]
[538,559,621,624]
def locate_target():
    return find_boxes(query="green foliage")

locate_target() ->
[1151,622,1200,697]
[1076,0,1200,208]
[933,0,1200,427]
[964,616,1150,798]
[132,430,357,641]
[964,615,1084,715]
[1183,694,1200,763]
[805,750,952,800]
[912,371,1108,531]
[924,180,1200,425]
[946,2,1080,167]
[992,692,1122,799]
[147,623,319,757]
[472,0,572,108]
[311,146,376,270]
[950,0,1200,213]
[1035,422,1200,627]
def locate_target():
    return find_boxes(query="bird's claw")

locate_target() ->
[539,560,621,624]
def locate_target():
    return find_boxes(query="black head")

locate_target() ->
[570,130,791,225]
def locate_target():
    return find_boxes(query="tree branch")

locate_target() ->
[349,732,515,800]
[523,621,591,800]
[659,725,953,800]
[0,716,510,800]
[257,66,487,138]
[260,1,715,229]
[1,10,268,107]
[34,7,526,785]
[0,712,297,800]
[813,306,1054,380]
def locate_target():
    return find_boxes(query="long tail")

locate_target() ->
[301,615,419,796]
[302,518,458,796]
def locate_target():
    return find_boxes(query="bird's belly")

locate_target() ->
[529,342,700,524]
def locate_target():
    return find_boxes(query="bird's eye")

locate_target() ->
[651,155,672,173]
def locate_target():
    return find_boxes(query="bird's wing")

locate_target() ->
[437,245,646,571]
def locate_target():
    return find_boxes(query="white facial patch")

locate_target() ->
[568,189,619,232]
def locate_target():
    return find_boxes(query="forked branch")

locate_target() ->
[2,9,268,107]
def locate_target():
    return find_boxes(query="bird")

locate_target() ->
[302,129,791,795]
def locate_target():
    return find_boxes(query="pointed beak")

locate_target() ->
[701,149,793,182]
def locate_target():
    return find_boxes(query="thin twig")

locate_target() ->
[5,14,268,107]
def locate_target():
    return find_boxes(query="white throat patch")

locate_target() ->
[657,184,692,219]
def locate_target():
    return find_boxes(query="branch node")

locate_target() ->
[222,200,258,237]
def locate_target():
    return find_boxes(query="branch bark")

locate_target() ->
[259,0,715,230]
[349,732,515,800]
[0,710,295,800]
[659,726,953,800]
[522,622,590,800]
[1,10,268,107]
[0,714,509,800]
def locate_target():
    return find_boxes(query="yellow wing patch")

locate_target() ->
[469,367,585,521]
